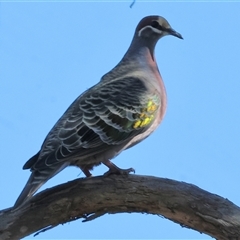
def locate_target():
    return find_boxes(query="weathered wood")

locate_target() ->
[0,175,240,240]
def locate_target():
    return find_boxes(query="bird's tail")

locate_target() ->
[14,171,48,208]
[14,163,69,208]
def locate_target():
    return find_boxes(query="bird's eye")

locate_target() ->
[151,21,160,28]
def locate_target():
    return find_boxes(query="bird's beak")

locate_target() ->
[168,28,183,39]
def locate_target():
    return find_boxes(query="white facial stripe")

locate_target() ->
[138,25,162,37]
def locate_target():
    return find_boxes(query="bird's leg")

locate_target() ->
[103,159,135,176]
[80,167,92,177]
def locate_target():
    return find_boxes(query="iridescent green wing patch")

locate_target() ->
[133,97,159,129]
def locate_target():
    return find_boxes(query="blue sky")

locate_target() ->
[1,1,240,239]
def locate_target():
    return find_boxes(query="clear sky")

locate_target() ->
[1,1,240,239]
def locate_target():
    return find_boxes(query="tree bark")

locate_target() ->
[0,175,239,240]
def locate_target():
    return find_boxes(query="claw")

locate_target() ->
[104,167,135,176]
[103,160,135,176]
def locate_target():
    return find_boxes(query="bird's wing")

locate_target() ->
[28,77,160,170]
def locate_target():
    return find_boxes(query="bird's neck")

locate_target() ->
[101,39,159,84]
[124,36,157,62]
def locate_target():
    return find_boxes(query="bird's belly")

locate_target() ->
[71,143,125,168]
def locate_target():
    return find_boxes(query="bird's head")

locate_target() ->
[136,15,183,41]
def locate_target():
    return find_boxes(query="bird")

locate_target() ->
[14,15,183,207]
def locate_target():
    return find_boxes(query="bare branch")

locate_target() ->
[0,175,240,240]
[130,0,136,8]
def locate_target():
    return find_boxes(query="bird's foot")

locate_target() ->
[80,167,92,177]
[103,160,135,176]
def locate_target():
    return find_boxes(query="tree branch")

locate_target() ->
[0,175,239,240]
